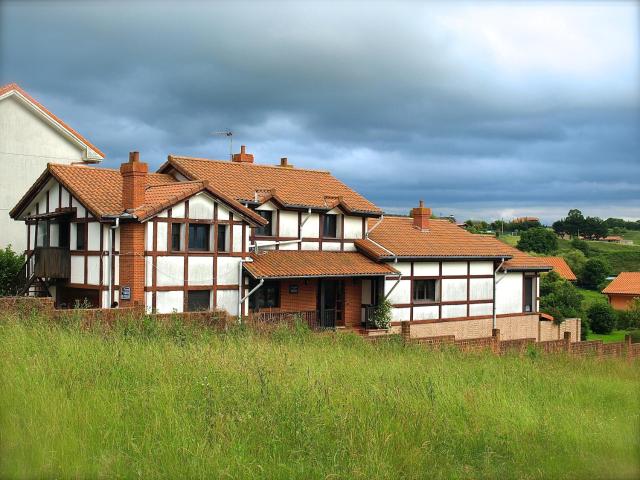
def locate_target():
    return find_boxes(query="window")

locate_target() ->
[255,210,273,236]
[524,276,534,312]
[323,214,337,238]
[249,281,280,310]
[171,223,182,251]
[187,290,211,312]
[36,220,49,247]
[76,223,85,250]
[413,279,438,303]
[188,224,210,251]
[217,225,228,252]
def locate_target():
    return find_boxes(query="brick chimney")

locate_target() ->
[120,151,148,211]
[279,157,293,168]
[411,200,432,231]
[232,145,254,163]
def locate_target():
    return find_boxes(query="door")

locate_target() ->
[318,279,344,328]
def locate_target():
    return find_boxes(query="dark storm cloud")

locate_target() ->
[1,1,638,222]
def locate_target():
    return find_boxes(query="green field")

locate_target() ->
[587,330,629,343]
[497,235,640,274]
[1,315,639,479]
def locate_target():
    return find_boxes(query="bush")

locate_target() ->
[629,329,640,343]
[516,227,558,254]
[587,302,617,334]
[561,249,587,278]
[0,246,24,296]
[616,298,640,330]
[539,271,582,323]
[579,258,610,290]
[371,298,392,329]
[571,239,590,256]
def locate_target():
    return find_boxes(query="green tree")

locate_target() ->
[616,298,640,330]
[570,238,590,256]
[561,249,587,278]
[565,209,585,237]
[0,246,24,296]
[587,302,616,334]
[516,227,558,254]
[579,258,609,289]
[582,216,608,240]
[539,271,583,324]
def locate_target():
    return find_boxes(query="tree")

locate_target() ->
[561,249,587,278]
[587,302,616,334]
[539,271,583,323]
[579,258,609,289]
[570,238,590,256]
[565,209,585,237]
[0,246,24,296]
[616,298,640,330]
[582,216,608,240]
[552,219,567,236]
[517,227,558,254]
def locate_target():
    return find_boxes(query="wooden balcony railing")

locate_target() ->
[33,247,71,279]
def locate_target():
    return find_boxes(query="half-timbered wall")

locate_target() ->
[251,203,367,252]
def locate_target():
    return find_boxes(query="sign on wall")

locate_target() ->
[289,285,299,294]
[121,286,131,300]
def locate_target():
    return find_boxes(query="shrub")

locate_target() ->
[539,271,582,323]
[579,258,610,290]
[0,246,24,296]
[629,329,640,343]
[616,298,640,330]
[587,302,617,334]
[561,249,587,277]
[517,227,558,254]
[570,239,590,256]
[371,298,392,330]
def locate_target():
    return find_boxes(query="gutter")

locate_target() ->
[250,208,312,252]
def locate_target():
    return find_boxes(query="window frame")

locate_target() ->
[217,224,228,252]
[171,223,182,252]
[322,214,337,239]
[255,210,273,237]
[188,223,211,252]
[249,280,280,310]
[187,290,211,312]
[75,223,85,251]
[412,279,439,304]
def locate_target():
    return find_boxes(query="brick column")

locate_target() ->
[119,223,145,307]
[492,328,501,355]
[401,321,411,342]
[625,334,632,362]
[563,331,571,352]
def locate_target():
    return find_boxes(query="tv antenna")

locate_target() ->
[212,130,233,159]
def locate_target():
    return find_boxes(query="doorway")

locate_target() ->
[318,279,344,328]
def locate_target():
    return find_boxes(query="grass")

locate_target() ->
[577,287,607,311]
[1,315,639,479]
[587,330,629,343]
[621,230,640,246]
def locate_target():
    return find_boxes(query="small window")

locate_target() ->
[249,281,280,310]
[76,223,85,250]
[171,223,182,251]
[188,224,210,251]
[36,220,49,247]
[255,210,273,236]
[217,225,228,252]
[187,290,211,312]
[524,276,534,313]
[323,214,337,238]
[413,279,438,303]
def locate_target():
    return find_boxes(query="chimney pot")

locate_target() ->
[129,151,140,163]
[232,145,254,163]
[411,200,431,231]
[279,157,294,168]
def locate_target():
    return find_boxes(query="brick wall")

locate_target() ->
[119,223,146,307]
[343,279,362,328]
[278,279,317,312]
[496,315,538,340]
[410,318,492,340]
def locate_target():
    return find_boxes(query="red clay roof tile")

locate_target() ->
[602,272,640,295]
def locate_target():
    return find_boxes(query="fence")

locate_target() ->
[398,321,639,360]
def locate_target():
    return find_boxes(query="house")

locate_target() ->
[10,146,572,340]
[603,236,623,243]
[513,216,539,224]
[602,272,640,310]
[537,257,577,282]
[0,83,104,251]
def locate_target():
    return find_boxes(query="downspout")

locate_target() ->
[365,214,384,238]
[492,258,506,329]
[237,258,266,322]
[383,272,402,300]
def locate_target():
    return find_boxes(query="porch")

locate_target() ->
[243,250,399,330]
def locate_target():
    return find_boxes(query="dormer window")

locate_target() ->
[255,210,273,236]
[323,214,337,238]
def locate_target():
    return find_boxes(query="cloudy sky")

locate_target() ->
[1,1,638,222]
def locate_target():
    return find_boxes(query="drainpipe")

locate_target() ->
[383,272,402,300]
[492,258,506,329]
[237,257,265,322]
[365,214,384,238]
[250,208,312,252]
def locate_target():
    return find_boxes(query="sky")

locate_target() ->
[1,0,638,223]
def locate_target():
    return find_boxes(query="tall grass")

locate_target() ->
[1,314,639,479]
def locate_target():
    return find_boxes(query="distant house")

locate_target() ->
[0,83,104,252]
[538,257,577,282]
[603,236,623,243]
[602,272,640,310]
[513,216,539,224]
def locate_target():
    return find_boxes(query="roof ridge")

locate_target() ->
[169,155,331,174]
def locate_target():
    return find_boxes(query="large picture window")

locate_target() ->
[413,279,438,303]
[255,210,273,236]
[188,224,210,251]
[323,214,337,238]
[249,281,280,310]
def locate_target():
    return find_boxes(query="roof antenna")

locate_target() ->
[212,129,233,160]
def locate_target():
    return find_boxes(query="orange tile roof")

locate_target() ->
[10,164,266,225]
[160,155,382,215]
[356,216,515,259]
[244,251,399,279]
[0,83,104,159]
[537,257,577,281]
[602,272,640,295]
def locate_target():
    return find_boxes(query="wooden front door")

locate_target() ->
[318,279,344,328]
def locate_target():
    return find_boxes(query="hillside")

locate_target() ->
[1,316,638,479]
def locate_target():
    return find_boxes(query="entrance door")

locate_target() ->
[318,279,344,328]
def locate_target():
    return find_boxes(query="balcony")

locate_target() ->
[32,247,71,279]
